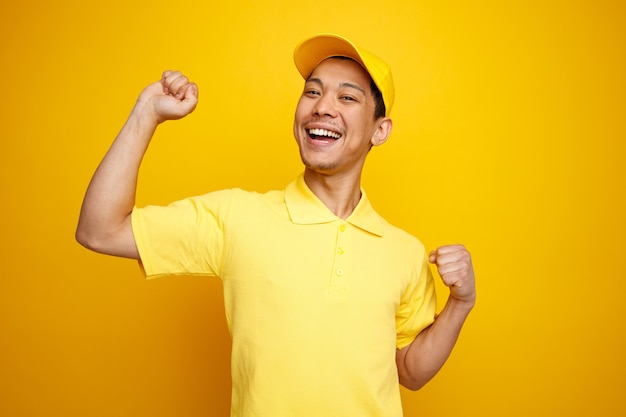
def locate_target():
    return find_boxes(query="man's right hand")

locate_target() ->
[137,70,199,124]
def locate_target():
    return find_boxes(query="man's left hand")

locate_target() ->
[429,244,476,304]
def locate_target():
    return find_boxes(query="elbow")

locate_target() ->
[75,220,111,254]
[399,374,428,391]
[75,216,138,259]
[402,382,424,392]
[75,222,87,247]
[75,223,98,251]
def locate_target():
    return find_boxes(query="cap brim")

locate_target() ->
[293,34,366,80]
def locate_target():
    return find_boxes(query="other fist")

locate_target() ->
[429,244,476,305]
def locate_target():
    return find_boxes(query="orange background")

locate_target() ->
[1,1,625,416]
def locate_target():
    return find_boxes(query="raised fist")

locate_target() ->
[137,70,199,124]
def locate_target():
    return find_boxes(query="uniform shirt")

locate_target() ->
[131,174,436,417]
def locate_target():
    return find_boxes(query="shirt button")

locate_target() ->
[336,268,344,276]
[339,224,346,232]
[337,247,345,255]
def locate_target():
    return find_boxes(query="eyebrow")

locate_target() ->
[306,77,366,95]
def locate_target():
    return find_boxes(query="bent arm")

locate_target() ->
[396,244,476,390]
[76,71,198,259]
[75,103,157,259]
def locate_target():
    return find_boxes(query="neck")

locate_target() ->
[303,168,363,219]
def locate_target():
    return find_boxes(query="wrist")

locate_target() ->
[131,98,161,127]
[446,294,475,315]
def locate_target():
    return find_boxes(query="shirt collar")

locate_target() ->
[284,174,383,237]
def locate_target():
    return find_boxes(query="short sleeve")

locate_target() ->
[395,252,437,349]
[130,189,234,279]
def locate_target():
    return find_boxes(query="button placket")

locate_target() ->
[329,222,348,295]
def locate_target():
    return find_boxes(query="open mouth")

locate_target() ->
[308,128,342,140]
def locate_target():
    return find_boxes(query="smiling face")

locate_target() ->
[293,57,392,178]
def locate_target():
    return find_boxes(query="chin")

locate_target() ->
[300,155,335,173]
[306,162,339,174]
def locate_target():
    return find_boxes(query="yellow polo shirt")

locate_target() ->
[131,174,436,417]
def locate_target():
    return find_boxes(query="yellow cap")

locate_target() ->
[293,33,395,116]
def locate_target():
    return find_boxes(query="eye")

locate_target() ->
[304,89,321,97]
[340,95,358,102]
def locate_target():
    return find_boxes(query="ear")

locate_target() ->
[371,117,393,147]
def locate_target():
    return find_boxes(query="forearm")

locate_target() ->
[76,101,158,257]
[397,297,474,390]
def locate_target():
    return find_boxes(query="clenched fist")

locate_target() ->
[136,70,199,124]
[429,244,476,305]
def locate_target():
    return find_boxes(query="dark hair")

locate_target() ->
[370,79,386,120]
[328,56,386,120]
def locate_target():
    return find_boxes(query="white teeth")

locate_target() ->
[309,128,341,139]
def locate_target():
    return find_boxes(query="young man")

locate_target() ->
[77,33,476,416]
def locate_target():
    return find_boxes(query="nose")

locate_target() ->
[312,94,337,118]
